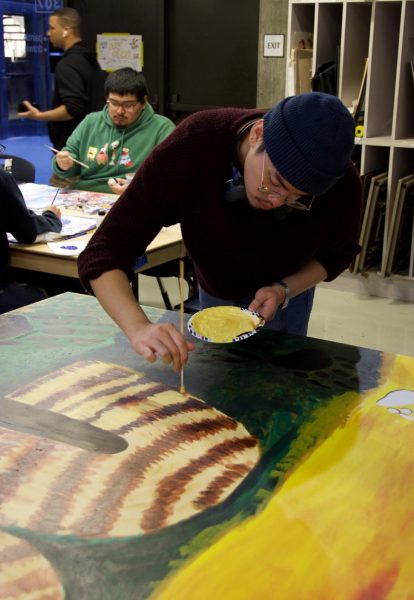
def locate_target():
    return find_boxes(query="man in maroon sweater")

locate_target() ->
[78,92,362,372]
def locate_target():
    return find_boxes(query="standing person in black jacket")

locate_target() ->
[0,169,62,314]
[18,8,106,150]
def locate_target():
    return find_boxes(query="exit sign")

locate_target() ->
[264,34,284,58]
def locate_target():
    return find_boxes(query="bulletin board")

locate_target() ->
[97,33,143,71]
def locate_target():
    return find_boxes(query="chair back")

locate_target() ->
[0,154,36,183]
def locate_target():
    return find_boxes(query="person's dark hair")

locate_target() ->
[104,68,148,102]
[52,8,81,36]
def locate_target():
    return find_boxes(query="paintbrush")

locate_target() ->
[46,145,90,169]
[179,258,186,395]
[51,187,60,205]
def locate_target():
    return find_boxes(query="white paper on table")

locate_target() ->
[47,241,88,256]
[19,183,63,209]
[57,215,97,237]
[7,215,97,244]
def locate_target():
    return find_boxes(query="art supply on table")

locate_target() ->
[51,188,59,205]
[58,189,116,212]
[96,210,107,227]
[179,258,186,395]
[188,306,265,343]
[46,145,90,169]
[47,240,88,255]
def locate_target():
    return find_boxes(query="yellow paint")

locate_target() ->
[151,355,414,599]
[190,307,262,343]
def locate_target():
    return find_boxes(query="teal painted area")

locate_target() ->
[0,294,117,393]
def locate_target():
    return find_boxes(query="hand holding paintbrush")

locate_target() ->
[46,145,90,170]
[43,188,61,218]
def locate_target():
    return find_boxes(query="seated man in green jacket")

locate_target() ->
[52,68,175,194]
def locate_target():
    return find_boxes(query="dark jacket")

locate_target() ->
[0,170,62,284]
[48,43,107,150]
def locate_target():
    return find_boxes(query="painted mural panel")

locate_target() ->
[0,293,412,599]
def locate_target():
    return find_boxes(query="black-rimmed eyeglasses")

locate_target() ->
[258,151,315,211]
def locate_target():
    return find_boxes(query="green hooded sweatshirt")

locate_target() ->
[52,103,175,192]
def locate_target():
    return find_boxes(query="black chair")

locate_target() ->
[137,257,199,312]
[0,154,36,183]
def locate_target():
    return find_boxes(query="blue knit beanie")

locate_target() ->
[263,92,355,195]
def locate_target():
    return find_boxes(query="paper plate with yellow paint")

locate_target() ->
[188,306,265,343]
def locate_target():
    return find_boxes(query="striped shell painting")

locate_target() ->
[0,530,64,599]
[0,361,260,538]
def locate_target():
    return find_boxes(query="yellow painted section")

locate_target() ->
[151,355,414,599]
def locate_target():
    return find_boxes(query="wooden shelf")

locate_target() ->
[286,0,414,300]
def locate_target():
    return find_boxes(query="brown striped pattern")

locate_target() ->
[0,361,260,538]
[0,531,64,599]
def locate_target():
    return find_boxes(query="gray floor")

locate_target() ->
[309,286,414,356]
[138,273,414,357]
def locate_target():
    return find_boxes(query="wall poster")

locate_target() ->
[97,33,143,71]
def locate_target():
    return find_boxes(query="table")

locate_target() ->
[0,292,413,599]
[9,207,184,280]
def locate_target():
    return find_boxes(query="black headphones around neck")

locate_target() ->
[223,119,259,203]
[224,165,246,203]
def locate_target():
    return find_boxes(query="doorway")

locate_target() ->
[0,1,51,137]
